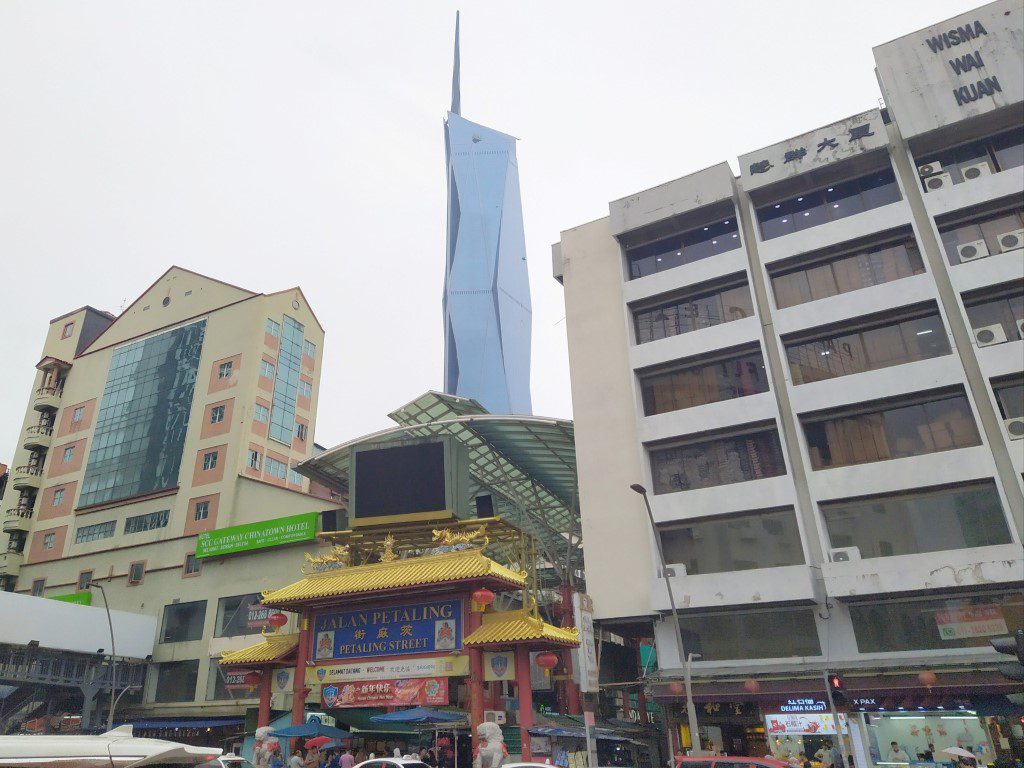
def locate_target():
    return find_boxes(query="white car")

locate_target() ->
[0,725,222,768]
[217,754,256,768]
[354,759,432,768]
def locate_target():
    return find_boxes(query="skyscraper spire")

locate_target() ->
[450,11,461,115]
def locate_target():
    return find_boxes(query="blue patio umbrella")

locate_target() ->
[269,722,352,739]
[370,707,466,724]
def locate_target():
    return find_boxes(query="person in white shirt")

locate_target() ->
[886,742,911,763]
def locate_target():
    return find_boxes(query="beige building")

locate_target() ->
[1,266,341,720]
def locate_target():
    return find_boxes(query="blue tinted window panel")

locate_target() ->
[80,321,206,507]
[269,316,304,444]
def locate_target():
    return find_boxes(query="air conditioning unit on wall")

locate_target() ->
[961,161,992,181]
[997,228,1024,252]
[484,710,507,725]
[917,161,943,178]
[829,547,861,563]
[974,324,1007,347]
[957,239,989,262]
[1005,418,1024,441]
[924,172,952,191]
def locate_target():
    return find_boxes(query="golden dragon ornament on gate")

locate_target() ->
[301,544,352,574]
[429,525,490,553]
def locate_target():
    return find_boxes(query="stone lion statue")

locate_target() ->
[253,726,279,768]
[474,721,507,768]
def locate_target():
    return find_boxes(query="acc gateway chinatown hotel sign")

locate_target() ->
[314,599,463,661]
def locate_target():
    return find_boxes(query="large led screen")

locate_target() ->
[353,442,447,521]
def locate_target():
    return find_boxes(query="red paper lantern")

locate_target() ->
[267,612,288,628]
[244,671,262,687]
[535,651,559,670]
[667,681,685,695]
[743,678,761,694]
[472,588,495,606]
[917,670,938,688]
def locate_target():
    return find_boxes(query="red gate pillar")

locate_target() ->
[292,610,311,727]
[258,670,272,728]
[515,645,534,762]
[469,647,485,752]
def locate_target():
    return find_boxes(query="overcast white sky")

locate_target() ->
[0,0,981,455]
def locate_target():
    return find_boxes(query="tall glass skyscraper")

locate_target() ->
[443,12,533,415]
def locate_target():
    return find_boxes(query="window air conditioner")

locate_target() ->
[996,228,1024,252]
[924,172,951,191]
[1006,418,1024,441]
[829,547,861,563]
[974,324,1007,347]
[917,161,943,178]
[961,161,992,181]
[484,710,507,725]
[956,239,990,263]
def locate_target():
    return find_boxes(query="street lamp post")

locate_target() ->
[630,484,702,755]
[89,582,117,731]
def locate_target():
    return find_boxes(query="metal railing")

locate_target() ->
[34,385,63,398]
[4,506,33,520]
[0,644,146,691]
[25,425,53,438]
[13,466,43,477]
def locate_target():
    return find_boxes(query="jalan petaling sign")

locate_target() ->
[196,512,318,558]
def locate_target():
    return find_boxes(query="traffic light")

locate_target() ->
[990,629,1024,681]
[827,672,847,705]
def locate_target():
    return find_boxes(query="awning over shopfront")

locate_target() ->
[371,707,467,724]
[527,726,635,743]
[260,549,526,609]
[220,632,299,666]
[122,718,244,729]
[463,608,579,648]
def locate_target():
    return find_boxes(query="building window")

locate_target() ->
[194,500,210,521]
[963,283,1024,344]
[205,659,240,701]
[916,128,1024,189]
[210,405,225,424]
[625,217,741,279]
[31,579,45,597]
[633,278,754,345]
[260,360,275,379]
[660,507,804,575]
[218,360,233,379]
[62,446,75,464]
[253,404,270,423]
[756,168,902,241]
[770,238,926,309]
[74,520,116,544]
[822,481,1011,559]
[650,427,787,494]
[850,590,1023,653]
[993,377,1024,420]
[939,207,1024,265]
[202,451,218,471]
[641,347,769,416]
[264,457,287,480]
[42,533,55,550]
[802,390,982,470]
[80,321,206,508]
[124,509,170,534]
[154,659,200,703]
[677,607,821,661]
[785,308,951,385]
[61,321,75,339]
[295,422,308,441]
[288,468,303,485]
[128,561,145,585]
[52,488,65,506]
[298,379,313,399]
[71,406,85,424]
[303,339,316,358]
[266,318,281,337]
[183,553,202,576]
[77,571,92,590]
[161,601,206,642]
[247,450,261,470]
[215,593,267,638]
[268,316,305,444]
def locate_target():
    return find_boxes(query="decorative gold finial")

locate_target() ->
[301,544,351,574]
[379,533,398,563]
[430,526,490,550]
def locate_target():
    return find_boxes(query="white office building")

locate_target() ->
[554,0,1023,760]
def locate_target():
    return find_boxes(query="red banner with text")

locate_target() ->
[321,677,449,708]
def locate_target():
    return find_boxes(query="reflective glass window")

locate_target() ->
[124,509,169,534]
[194,500,210,521]
[154,659,200,702]
[822,482,1011,558]
[269,316,304,444]
[660,508,804,574]
[916,128,1024,187]
[677,608,821,660]
[641,349,769,415]
[939,208,1024,264]
[994,379,1024,419]
[80,321,206,508]
[74,520,116,543]
[215,593,267,637]
[964,287,1024,342]
[265,318,281,337]
[633,281,753,344]
[254,404,270,423]
[161,600,206,642]
[626,217,741,279]
[850,591,1023,652]
[650,428,786,494]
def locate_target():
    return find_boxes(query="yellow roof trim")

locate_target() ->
[220,633,299,665]
[261,549,526,606]
[464,609,580,647]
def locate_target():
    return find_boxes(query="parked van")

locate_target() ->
[0,724,221,767]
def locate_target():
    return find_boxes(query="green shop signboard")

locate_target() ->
[197,512,318,558]
[50,591,92,605]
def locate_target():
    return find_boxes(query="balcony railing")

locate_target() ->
[25,425,53,438]
[5,506,33,520]
[35,385,63,398]
[14,465,43,477]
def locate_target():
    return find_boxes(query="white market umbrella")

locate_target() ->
[942,748,976,759]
